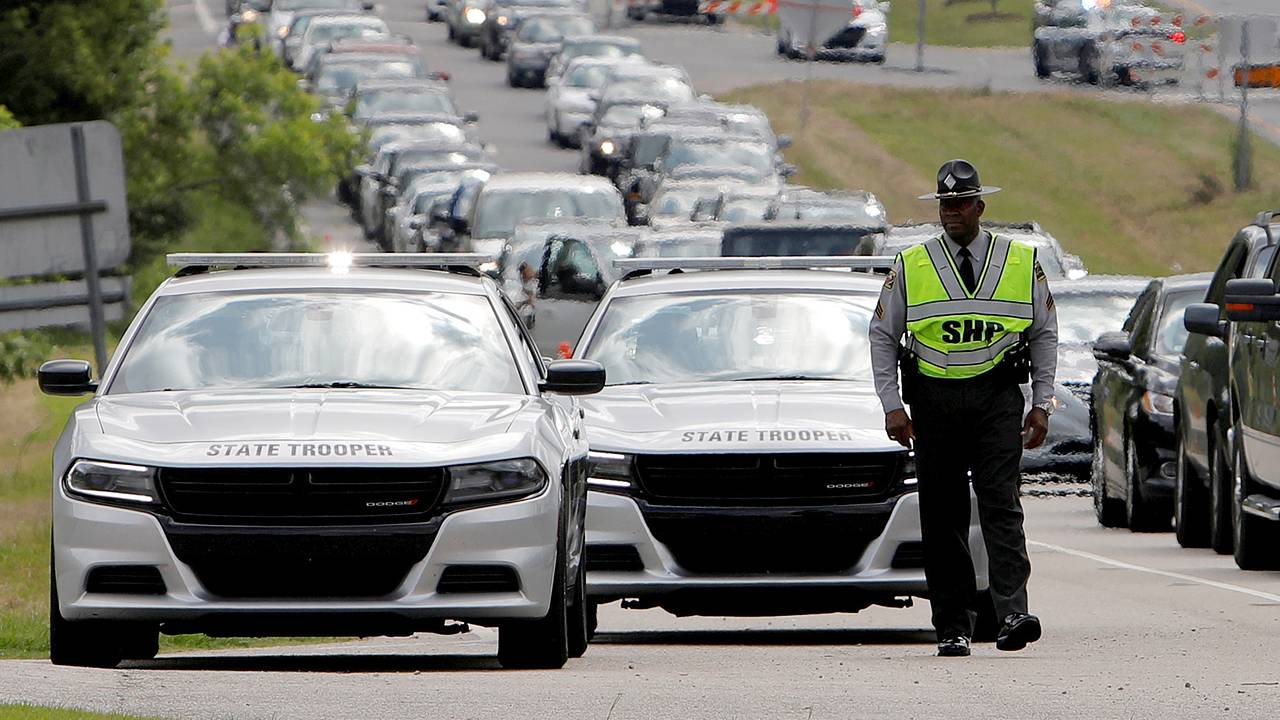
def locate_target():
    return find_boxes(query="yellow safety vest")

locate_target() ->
[902,235,1036,379]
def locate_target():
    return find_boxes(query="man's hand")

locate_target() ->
[885,408,914,449]
[1022,407,1049,449]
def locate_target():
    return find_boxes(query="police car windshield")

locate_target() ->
[110,291,524,395]
[1053,290,1142,345]
[582,291,876,385]
[473,188,624,239]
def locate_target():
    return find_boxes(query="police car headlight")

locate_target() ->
[465,7,486,23]
[588,450,633,490]
[64,460,160,505]
[1141,391,1175,417]
[599,140,617,156]
[442,458,547,506]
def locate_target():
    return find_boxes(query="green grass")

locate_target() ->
[0,195,339,660]
[889,0,1032,48]
[723,80,1280,275]
[0,705,165,720]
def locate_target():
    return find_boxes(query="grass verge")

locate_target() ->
[0,705,163,720]
[889,0,1031,49]
[723,80,1280,275]
[0,195,339,660]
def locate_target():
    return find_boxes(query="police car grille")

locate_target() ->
[156,467,446,525]
[635,453,899,505]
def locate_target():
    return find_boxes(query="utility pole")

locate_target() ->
[799,0,820,132]
[1233,17,1253,192]
[916,0,926,72]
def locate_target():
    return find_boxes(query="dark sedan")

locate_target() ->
[1091,273,1210,532]
[505,12,596,88]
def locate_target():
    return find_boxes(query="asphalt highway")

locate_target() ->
[4,3,1273,718]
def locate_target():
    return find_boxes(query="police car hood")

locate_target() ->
[581,380,900,453]
[90,389,536,464]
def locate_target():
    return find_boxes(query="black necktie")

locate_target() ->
[957,247,977,293]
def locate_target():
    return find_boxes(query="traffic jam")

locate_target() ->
[29,0,1280,684]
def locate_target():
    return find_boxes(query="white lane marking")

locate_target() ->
[1028,539,1280,604]
[191,0,219,35]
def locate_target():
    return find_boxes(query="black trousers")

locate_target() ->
[909,373,1031,639]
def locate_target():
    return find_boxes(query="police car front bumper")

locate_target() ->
[53,484,560,627]
[585,490,988,600]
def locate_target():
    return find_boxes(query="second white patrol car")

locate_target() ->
[573,258,990,625]
[42,253,604,669]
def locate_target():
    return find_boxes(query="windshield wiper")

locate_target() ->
[279,382,415,390]
[607,380,653,386]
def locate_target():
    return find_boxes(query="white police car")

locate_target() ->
[42,253,604,669]
[573,257,989,625]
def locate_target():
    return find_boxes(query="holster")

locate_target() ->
[898,343,921,406]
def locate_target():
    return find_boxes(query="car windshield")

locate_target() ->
[722,229,868,256]
[517,16,595,42]
[775,202,877,224]
[373,122,467,146]
[308,19,388,43]
[1154,289,1200,357]
[111,291,524,394]
[564,40,640,60]
[601,103,663,126]
[582,291,876,385]
[607,80,694,105]
[473,187,623,238]
[564,63,615,88]
[357,90,456,119]
[651,189,709,219]
[394,147,483,171]
[636,236,722,257]
[277,0,357,9]
[317,59,422,93]
[1054,290,1142,344]
[665,141,774,176]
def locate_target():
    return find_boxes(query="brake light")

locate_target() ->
[1226,303,1255,313]
[852,5,861,16]
[1170,30,1186,44]
[558,342,573,359]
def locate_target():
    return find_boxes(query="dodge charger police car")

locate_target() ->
[571,257,991,627]
[42,253,604,669]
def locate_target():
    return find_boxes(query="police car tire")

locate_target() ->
[566,566,590,659]
[1232,439,1280,571]
[1209,435,1234,555]
[1174,427,1210,548]
[498,550,570,669]
[448,22,456,40]
[1092,429,1125,528]
[1032,41,1050,79]
[49,560,127,668]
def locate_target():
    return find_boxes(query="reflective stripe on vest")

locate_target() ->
[902,235,1036,379]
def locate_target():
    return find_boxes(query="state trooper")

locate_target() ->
[868,159,1058,657]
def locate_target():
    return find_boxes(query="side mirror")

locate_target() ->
[1092,331,1132,362]
[362,0,376,9]
[38,360,97,396]
[776,134,793,149]
[539,359,605,395]
[1183,303,1226,338]
[463,111,480,124]
[1225,278,1280,322]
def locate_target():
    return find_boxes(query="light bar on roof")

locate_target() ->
[166,253,496,269]
[613,256,897,272]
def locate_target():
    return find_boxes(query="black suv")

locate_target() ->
[1090,273,1210,532]
[1220,243,1280,569]
[1175,211,1279,552]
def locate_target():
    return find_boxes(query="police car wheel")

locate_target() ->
[498,551,571,669]
[49,559,156,668]
[1125,433,1167,532]
[1232,437,1280,571]
[1032,41,1050,79]
[566,565,590,659]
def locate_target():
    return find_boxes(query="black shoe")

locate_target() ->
[937,636,970,657]
[996,613,1042,651]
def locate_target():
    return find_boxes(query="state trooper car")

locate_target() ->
[41,253,604,669]
[572,257,990,626]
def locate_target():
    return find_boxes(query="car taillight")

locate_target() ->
[852,4,861,17]
[1170,30,1186,44]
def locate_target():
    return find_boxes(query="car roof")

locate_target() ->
[1051,275,1152,295]
[564,34,639,45]
[481,172,616,191]
[355,78,450,93]
[158,267,491,297]
[308,13,384,25]
[326,43,419,56]
[1158,272,1214,292]
[365,111,462,125]
[612,269,885,297]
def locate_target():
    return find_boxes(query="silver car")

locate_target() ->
[573,257,989,625]
[41,253,603,670]
[545,57,642,148]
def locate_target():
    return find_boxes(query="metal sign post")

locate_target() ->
[1234,19,1253,192]
[71,126,109,372]
[916,0,926,72]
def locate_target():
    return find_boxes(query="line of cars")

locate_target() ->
[1084,208,1280,571]
[1031,0,1186,87]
